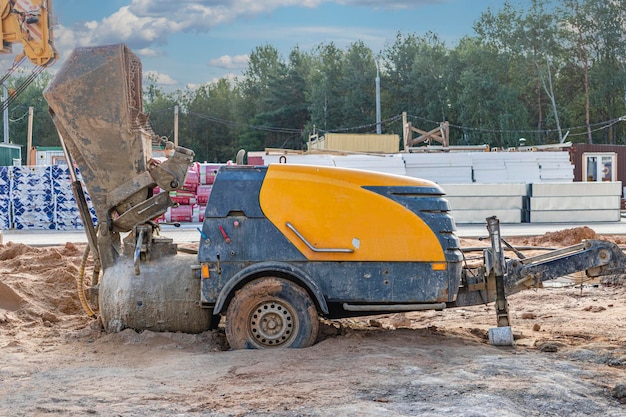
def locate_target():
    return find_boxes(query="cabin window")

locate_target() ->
[583,152,616,182]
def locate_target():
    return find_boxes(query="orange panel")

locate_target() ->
[259,164,446,262]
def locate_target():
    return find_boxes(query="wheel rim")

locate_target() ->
[248,300,298,348]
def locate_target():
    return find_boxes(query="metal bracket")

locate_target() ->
[133,224,153,275]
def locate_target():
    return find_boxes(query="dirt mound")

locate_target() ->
[524,226,597,246]
[0,242,38,260]
[0,242,91,337]
[0,281,23,311]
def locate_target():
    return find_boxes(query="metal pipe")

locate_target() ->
[134,227,145,275]
[343,302,446,312]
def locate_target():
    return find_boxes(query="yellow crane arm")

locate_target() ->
[0,0,56,67]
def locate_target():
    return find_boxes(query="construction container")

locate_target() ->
[0,143,21,166]
[31,146,65,166]
[308,133,400,153]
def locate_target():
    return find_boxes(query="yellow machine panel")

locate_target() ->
[259,164,446,262]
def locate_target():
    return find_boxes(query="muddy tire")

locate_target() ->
[225,277,319,349]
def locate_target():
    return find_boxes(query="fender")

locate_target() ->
[213,261,330,315]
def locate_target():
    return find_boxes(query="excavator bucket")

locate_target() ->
[44,44,152,223]
[44,44,194,237]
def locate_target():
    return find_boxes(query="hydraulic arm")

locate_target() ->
[0,0,56,112]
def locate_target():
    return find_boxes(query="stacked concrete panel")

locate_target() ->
[331,154,406,176]
[403,153,473,183]
[258,151,575,184]
[262,153,406,175]
[261,153,337,167]
[441,183,529,224]
[502,153,542,183]
[469,153,509,183]
[529,182,622,222]
[467,152,571,183]
[536,152,575,182]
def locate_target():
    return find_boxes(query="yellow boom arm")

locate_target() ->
[0,0,56,67]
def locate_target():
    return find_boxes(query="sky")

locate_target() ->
[29,0,504,90]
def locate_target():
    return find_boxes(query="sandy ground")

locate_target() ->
[1,228,625,416]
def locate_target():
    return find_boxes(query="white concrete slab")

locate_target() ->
[450,209,524,224]
[441,183,528,197]
[531,181,622,197]
[530,196,621,211]
[530,210,621,223]
[446,196,526,211]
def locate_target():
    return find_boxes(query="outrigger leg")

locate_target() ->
[486,216,515,346]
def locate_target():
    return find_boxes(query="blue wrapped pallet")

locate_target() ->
[0,166,10,229]
[52,165,97,230]
[11,166,55,230]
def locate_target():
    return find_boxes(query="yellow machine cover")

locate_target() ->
[259,164,446,263]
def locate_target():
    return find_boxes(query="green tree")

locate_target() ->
[454,37,528,148]
[339,41,377,131]
[474,0,564,144]
[381,32,421,118]
[381,32,452,140]
[186,79,241,162]
[585,0,626,144]
[560,0,596,143]
[4,71,58,162]
[308,42,345,132]
[238,45,286,151]
[252,47,311,149]
[143,74,179,144]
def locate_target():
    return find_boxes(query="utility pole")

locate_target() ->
[174,105,179,146]
[3,84,7,143]
[375,60,381,134]
[26,107,33,165]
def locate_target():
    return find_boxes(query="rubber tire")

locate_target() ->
[225,277,319,349]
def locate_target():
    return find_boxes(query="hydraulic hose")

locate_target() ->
[78,222,101,319]
[78,242,97,318]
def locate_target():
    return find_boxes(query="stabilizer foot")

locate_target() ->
[488,326,515,346]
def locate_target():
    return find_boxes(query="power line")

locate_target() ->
[187,110,303,134]
[149,107,626,140]
[316,115,403,134]
[406,113,626,136]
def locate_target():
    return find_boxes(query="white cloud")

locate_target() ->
[53,1,356,52]
[337,0,443,9]
[51,0,442,87]
[144,70,178,86]
[58,0,445,52]
[136,48,161,57]
[208,55,249,70]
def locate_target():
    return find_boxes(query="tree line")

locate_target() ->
[5,0,626,164]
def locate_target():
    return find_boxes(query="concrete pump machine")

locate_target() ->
[44,44,626,349]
